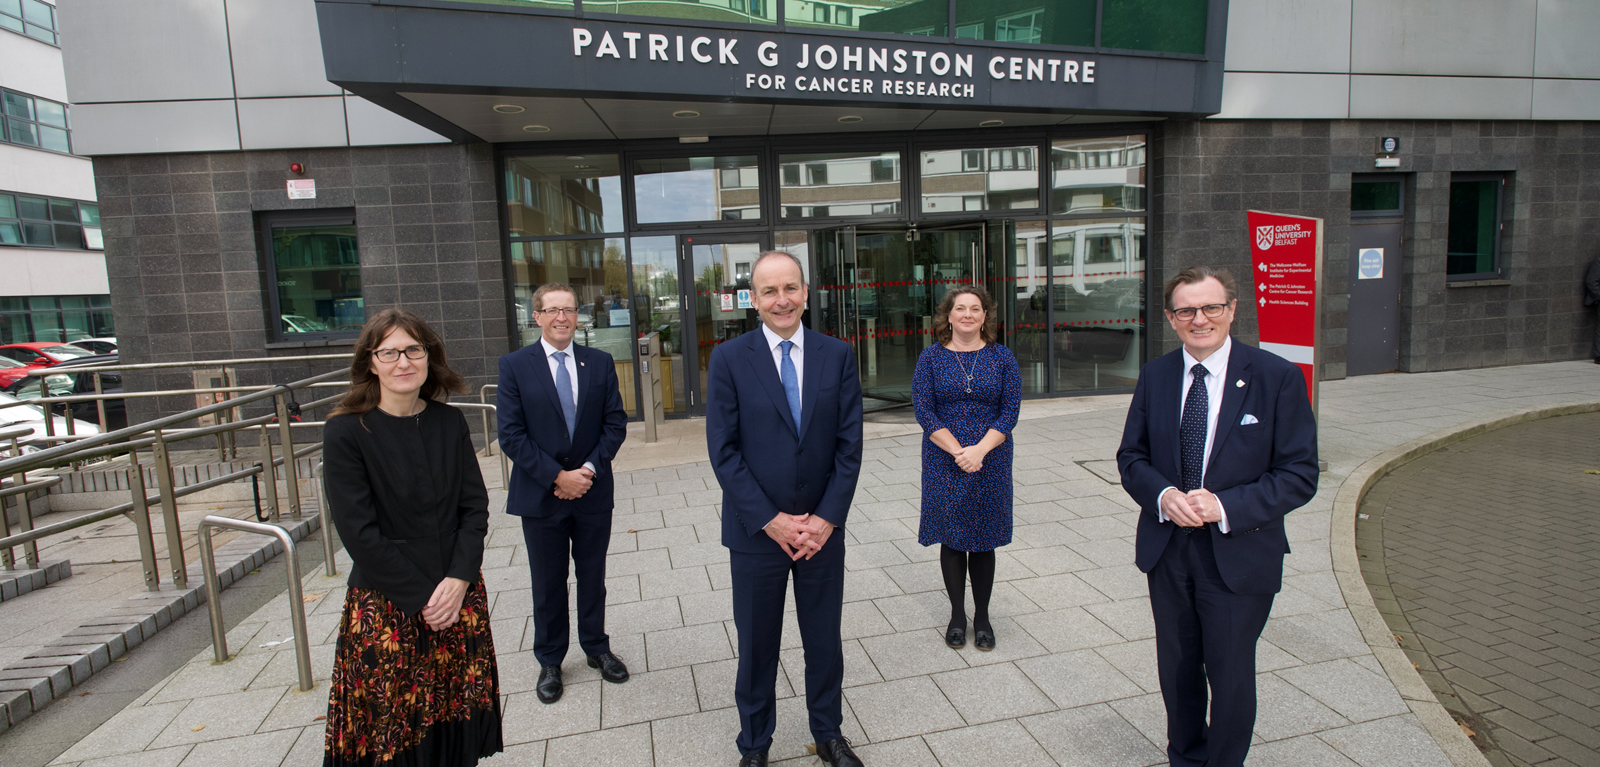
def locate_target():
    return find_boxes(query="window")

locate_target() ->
[260,211,363,341]
[1101,0,1209,54]
[778,151,902,219]
[0,0,57,45]
[920,145,1041,214]
[1052,136,1147,214]
[0,295,113,344]
[632,155,761,224]
[0,192,100,250]
[1351,178,1403,214]
[954,0,1096,47]
[2,89,70,153]
[1447,174,1505,278]
[995,9,1044,44]
[504,155,623,237]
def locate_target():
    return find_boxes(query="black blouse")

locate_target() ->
[322,399,490,616]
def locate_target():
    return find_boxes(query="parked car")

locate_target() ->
[0,357,30,387]
[69,337,118,355]
[2,353,126,431]
[0,341,96,367]
[0,391,101,455]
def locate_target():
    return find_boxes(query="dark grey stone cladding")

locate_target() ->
[93,144,508,440]
[1150,119,1600,379]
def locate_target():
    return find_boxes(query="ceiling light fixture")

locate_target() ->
[522,125,551,133]
[837,115,864,123]
[492,104,525,114]
[673,110,701,119]
[979,119,1004,127]
[679,136,710,144]
[566,155,585,161]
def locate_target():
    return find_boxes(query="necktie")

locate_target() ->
[1179,363,1208,492]
[552,350,576,439]
[780,340,801,428]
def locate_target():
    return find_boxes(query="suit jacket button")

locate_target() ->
[797,483,806,491]
[797,448,804,455]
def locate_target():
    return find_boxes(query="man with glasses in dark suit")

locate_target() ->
[1117,266,1319,767]
[498,282,630,704]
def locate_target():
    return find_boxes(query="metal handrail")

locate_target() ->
[478,384,497,456]
[450,403,509,489]
[197,515,314,691]
[312,461,337,577]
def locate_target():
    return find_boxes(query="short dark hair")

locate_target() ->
[933,284,997,344]
[532,282,578,310]
[750,251,806,291]
[1163,266,1238,311]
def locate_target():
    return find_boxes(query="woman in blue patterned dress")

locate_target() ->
[913,284,1022,651]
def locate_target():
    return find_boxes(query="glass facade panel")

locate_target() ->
[629,235,688,415]
[1351,180,1402,212]
[1050,218,1145,392]
[0,295,114,344]
[1447,178,1500,277]
[588,0,776,25]
[779,151,902,219]
[1051,135,1146,214]
[270,223,363,336]
[1002,219,1049,394]
[633,155,762,224]
[920,145,1040,214]
[505,155,624,237]
[509,238,638,416]
[1101,0,1208,54]
[952,0,1096,47]
[819,0,945,35]
[436,0,576,9]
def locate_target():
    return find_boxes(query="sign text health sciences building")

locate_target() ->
[58,0,1600,423]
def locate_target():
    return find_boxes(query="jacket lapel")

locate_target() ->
[573,344,593,423]
[1207,342,1251,469]
[797,328,823,440]
[743,331,799,437]
[1155,351,1185,480]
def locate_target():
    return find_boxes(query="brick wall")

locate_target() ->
[1151,119,1600,378]
[93,143,509,440]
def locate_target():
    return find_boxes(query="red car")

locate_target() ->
[0,342,96,386]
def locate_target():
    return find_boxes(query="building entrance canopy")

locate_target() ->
[313,0,1223,143]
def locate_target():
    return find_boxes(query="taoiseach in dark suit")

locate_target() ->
[1116,266,1319,767]
[498,282,630,705]
[707,252,865,767]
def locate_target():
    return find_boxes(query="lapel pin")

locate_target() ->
[1236,379,1245,387]
[580,362,586,367]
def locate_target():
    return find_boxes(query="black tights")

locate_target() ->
[940,545,996,633]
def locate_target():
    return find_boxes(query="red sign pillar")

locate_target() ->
[1246,210,1323,409]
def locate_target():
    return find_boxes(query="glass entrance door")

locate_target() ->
[817,224,986,408]
[679,233,766,416]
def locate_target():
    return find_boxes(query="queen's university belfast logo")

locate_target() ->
[1256,225,1274,251]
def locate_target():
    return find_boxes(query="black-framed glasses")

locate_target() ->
[537,307,579,318]
[371,344,428,363]
[1168,303,1230,321]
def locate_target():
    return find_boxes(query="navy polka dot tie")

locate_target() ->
[1180,363,1208,492]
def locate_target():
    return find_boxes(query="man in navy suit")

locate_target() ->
[707,252,865,767]
[498,282,630,704]
[1117,266,1319,767]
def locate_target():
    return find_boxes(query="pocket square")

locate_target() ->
[1240,414,1259,425]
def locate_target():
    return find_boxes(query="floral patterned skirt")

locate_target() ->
[324,579,502,767]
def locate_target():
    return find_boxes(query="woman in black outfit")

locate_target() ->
[321,309,502,766]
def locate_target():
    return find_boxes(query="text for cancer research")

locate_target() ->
[573,28,1096,99]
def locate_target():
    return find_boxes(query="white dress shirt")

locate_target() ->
[761,323,804,412]
[539,336,594,473]
[1159,336,1232,532]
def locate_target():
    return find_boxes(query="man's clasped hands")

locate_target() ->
[764,511,836,561]
[1159,487,1225,528]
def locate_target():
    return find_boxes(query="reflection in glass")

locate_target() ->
[1050,218,1145,392]
[270,223,363,336]
[1447,179,1499,276]
[436,0,577,10]
[1051,135,1146,214]
[779,152,902,219]
[1351,181,1401,212]
[629,236,687,415]
[633,156,761,224]
[510,239,637,415]
[920,145,1040,214]
[690,241,765,401]
[999,220,1049,394]
[1101,0,1208,54]
[821,0,945,35]
[587,0,776,24]
[504,155,624,237]
[953,0,1095,46]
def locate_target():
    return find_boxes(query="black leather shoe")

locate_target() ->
[944,623,966,649]
[587,651,630,683]
[536,665,563,704]
[738,752,769,767]
[816,737,863,767]
[974,629,995,651]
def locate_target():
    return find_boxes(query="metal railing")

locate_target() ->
[197,515,314,691]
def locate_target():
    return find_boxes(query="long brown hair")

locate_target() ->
[933,284,997,345]
[330,309,466,418]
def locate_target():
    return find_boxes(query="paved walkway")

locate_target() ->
[13,360,1600,767]
[1358,412,1600,767]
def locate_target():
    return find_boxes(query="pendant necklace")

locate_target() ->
[953,347,976,393]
